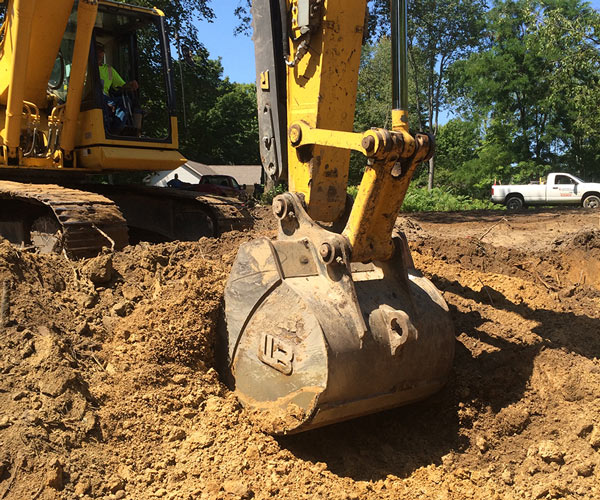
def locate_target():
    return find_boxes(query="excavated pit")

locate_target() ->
[0,206,599,500]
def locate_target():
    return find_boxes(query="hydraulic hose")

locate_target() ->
[279,0,290,60]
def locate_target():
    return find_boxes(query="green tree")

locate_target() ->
[349,0,487,189]
[175,51,260,164]
[203,82,260,164]
[354,38,424,132]
[433,118,482,193]
[351,37,426,184]
[536,5,600,179]
[173,45,225,153]
[118,0,215,43]
[409,0,486,189]
[449,0,600,182]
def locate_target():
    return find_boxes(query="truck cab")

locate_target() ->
[191,175,248,200]
[547,173,582,202]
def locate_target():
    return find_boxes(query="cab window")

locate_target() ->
[555,175,575,185]
[89,6,173,140]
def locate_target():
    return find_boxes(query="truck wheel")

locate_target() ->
[582,195,600,209]
[505,196,524,211]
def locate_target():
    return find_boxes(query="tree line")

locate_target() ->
[359,0,600,198]
[129,0,600,198]
[120,0,260,166]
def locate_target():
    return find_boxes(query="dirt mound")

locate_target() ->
[552,230,600,293]
[412,226,600,303]
[1,208,600,499]
[0,240,231,499]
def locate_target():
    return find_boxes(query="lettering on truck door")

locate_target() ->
[548,174,577,203]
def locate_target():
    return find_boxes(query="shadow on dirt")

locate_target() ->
[279,375,464,482]
[278,273,599,482]
[436,276,600,360]
[279,307,538,482]
[278,303,527,480]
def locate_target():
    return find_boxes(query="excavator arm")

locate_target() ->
[221,0,454,434]
[254,0,434,260]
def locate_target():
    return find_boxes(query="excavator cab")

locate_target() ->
[47,2,174,140]
[74,2,178,162]
[0,0,182,172]
[220,0,455,434]
[85,6,174,140]
[0,0,252,257]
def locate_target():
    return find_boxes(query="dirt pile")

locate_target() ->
[0,239,231,499]
[0,208,599,500]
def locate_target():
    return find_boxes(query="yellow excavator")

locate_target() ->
[220,0,455,434]
[0,0,250,258]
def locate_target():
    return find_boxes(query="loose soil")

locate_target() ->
[1,207,599,500]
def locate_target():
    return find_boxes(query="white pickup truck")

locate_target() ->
[491,172,600,210]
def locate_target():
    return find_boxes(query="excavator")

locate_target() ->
[220,0,455,434]
[0,0,251,258]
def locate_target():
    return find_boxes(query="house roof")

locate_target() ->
[184,162,214,176]
[185,161,263,185]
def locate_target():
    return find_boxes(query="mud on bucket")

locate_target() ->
[220,235,455,435]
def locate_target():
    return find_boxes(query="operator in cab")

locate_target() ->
[96,42,142,135]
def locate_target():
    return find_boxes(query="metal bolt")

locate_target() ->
[362,135,376,153]
[319,242,333,263]
[273,199,286,218]
[289,124,302,146]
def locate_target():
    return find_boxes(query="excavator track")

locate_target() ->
[89,184,253,241]
[0,181,128,258]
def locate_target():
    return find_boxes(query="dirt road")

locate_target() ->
[0,207,599,499]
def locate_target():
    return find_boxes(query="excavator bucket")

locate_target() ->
[221,194,454,434]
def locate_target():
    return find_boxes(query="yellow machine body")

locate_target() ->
[0,0,251,258]
[0,0,184,171]
[284,0,365,223]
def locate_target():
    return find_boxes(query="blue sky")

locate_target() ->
[198,0,600,86]
[196,2,255,84]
